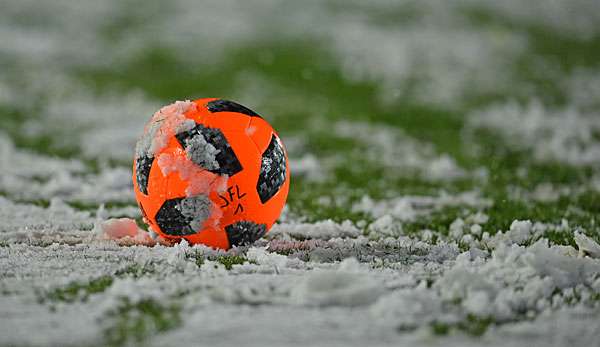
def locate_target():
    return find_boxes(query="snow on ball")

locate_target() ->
[132,99,290,249]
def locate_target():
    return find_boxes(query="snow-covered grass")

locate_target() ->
[1,1,600,346]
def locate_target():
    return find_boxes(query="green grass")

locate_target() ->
[68,201,137,211]
[104,299,181,347]
[3,1,599,248]
[45,276,114,303]
[393,190,600,247]
[43,264,159,304]
[187,252,255,270]
[4,31,599,243]
[464,7,600,72]
[485,191,600,245]
[215,255,253,270]
[1,5,600,344]
[431,314,495,337]
[0,105,81,158]
[115,264,156,278]
[463,5,600,107]
[401,206,476,238]
[76,36,600,242]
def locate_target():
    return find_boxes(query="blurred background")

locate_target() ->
[1,0,599,229]
[2,1,600,346]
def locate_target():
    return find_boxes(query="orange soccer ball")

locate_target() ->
[132,98,290,249]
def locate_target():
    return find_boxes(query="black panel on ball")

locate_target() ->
[176,123,243,176]
[256,135,287,203]
[225,221,267,247]
[207,99,261,118]
[155,198,196,236]
[135,155,154,195]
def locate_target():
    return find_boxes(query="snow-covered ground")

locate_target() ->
[1,1,600,346]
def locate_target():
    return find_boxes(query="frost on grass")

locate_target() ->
[288,153,328,182]
[329,18,526,106]
[468,0,600,39]
[291,258,384,307]
[26,89,160,162]
[436,238,600,317]
[0,197,94,245]
[0,133,85,178]
[371,234,600,336]
[574,231,600,259]
[469,100,600,166]
[353,191,491,221]
[335,121,467,181]
[269,220,362,240]
[564,69,600,111]
[1,134,135,203]
[2,217,600,346]
[2,1,600,346]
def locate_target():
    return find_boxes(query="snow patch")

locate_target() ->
[269,220,361,240]
[288,154,327,182]
[352,191,490,221]
[291,258,384,307]
[574,231,600,259]
[183,132,221,171]
[335,121,468,181]
[469,100,600,166]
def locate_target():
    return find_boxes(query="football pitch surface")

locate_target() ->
[1,1,600,346]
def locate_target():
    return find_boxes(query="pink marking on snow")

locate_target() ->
[99,218,171,246]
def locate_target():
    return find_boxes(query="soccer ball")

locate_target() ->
[133,98,290,249]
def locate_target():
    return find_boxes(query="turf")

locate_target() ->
[1,1,600,346]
